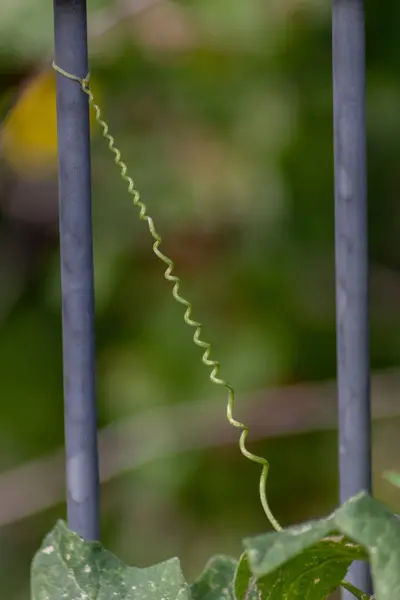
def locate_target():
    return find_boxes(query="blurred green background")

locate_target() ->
[1,0,400,597]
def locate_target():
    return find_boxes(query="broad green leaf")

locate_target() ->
[191,555,238,600]
[252,542,359,600]
[244,524,365,599]
[243,514,367,599]
[31,520,190,600]
[244,492,400,600]
[244,519,335,577]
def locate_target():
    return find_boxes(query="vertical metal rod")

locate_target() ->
[332,0,371,596]
[53,0,100,540]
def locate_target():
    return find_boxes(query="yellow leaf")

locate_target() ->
[1,68,100,178]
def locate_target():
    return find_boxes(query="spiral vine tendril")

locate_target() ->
[52,62,282,532]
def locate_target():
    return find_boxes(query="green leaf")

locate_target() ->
[244,521,365,600]
[334,492,400,599]
[234,553,261,600]
[31,520,191,600]
[191,555,238,600]
[244,492,400,600]
[244,519,335,578]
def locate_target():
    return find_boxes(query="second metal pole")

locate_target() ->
[332,0,371,596]
[53,0,100,540]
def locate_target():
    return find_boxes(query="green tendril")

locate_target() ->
[52,61,282,533]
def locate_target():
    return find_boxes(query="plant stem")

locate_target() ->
[341,580,373,599]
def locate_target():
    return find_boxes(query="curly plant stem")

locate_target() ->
[52,62,282,532]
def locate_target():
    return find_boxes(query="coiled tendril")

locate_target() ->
[53,61,282,532]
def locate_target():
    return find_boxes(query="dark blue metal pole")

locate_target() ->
[53,0,100,540]
[332,0,371,596]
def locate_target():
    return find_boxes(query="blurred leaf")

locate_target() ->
[334,493,400,599]
[188,0,275,50]
[0,0,109,59]
[1,69,100,177]
[233,553,260,600]
[191,555,237,600]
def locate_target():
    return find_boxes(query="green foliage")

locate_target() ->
[234,553,262,600]
[3,0,400,598]
[31,520,191,600]
[242,529,363,599]
[32,492,400,600]
[190,555,238,600]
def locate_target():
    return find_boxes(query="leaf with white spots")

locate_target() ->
[31,520,191,600]
[31,494,400,600]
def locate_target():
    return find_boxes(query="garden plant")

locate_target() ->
[32,49,400,600]
[30,2,400,600]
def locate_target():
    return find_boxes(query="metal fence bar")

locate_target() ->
[332,0,372,595]
[53,0,100,541]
